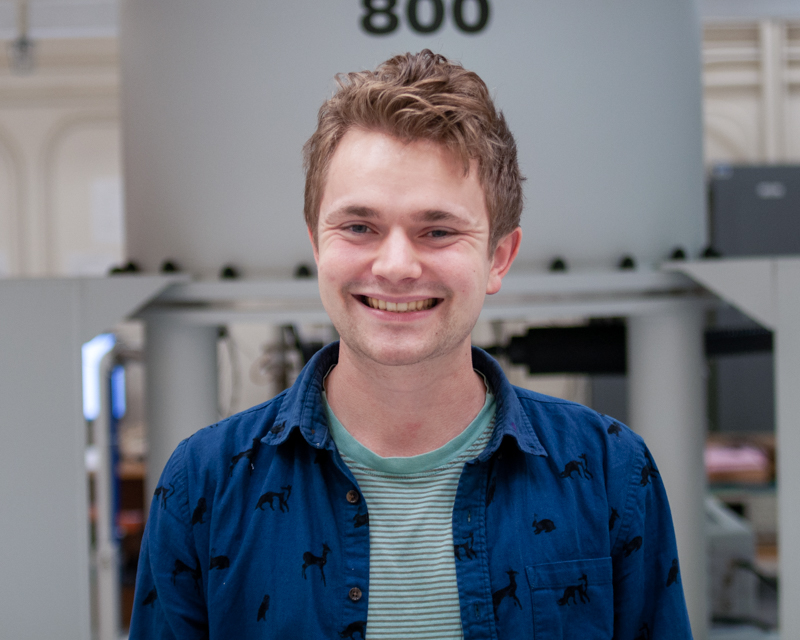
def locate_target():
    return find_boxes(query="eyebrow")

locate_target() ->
[328,206,464,224]
[414,209,462,224]
[327,206,379,221]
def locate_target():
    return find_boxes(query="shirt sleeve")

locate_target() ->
[129,439,210,639]
[611,442,694,639]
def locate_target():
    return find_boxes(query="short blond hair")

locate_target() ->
[303,50,524,252]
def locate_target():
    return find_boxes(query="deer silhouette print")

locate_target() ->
[142,587,158,608]
[532,514,556,535]
[171,558,202,592]
[557,574,589,606]
[257,594,270,621]
[634,622,651,640]
[153,483,175,509]
[608,507,620,531]
[255,485,292,512]
[302,543,331,586]
[640,450,660,486]
[623,536,643,557]
[559,454,593,480]
[209,553,230,571]
[607,422,623,437]
[666,558,680,586]
[229,437,262,476]
[353,511,368,528]
[492,569,522,620]
[453,532,477,560]
[191,497,207,526]
[339,620,367,639]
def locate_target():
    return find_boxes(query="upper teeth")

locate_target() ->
[365,297,435,312]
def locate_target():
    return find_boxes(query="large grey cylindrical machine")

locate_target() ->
[120,0,705,277]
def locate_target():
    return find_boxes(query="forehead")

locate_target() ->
[319,128,488,225]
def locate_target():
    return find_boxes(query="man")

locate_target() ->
[131,51,692,639]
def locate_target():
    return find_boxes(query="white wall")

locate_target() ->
[0,37,123,277]
[703,20,800,164]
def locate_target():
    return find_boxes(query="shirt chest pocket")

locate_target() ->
[525,557,613,640]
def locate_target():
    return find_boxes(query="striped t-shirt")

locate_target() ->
[323,388,496,640]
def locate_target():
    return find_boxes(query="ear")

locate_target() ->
[486,227,522,295]
[307,226,320,266]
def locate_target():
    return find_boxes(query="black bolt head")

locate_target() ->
[220,265,240,279]
[294,263,313,278]
[669,247,687,261]
[160,260,180,273]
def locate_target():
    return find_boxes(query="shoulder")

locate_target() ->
[176,390,290,479]
[513,385,648,483]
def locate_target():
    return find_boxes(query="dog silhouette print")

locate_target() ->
[557,574,590,606]
[257,594,270,621]
[532,514,556,535]
[492,569,522,620]
[141,588,157,608]
[302,543,331,586]
[623,536,643,557]
[153,483,175,509]
[191,497,207,526]
[640,450,660,487]
[666,558,680,586]
[255,485,292,512]
[171,558,202,592]
[608,507,620,531]
[559,454,593,480]
[339,620,367,639]
[209,553,230,571]
[229,437,262,476]
[453,532,477,560]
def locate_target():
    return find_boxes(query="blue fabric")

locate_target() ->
[130,342,693,640]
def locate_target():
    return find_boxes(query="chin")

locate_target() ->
[341,331,468,368]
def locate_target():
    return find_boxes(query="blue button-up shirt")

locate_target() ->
[130,343,692,639]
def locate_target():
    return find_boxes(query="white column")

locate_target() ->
[144,315,219,508]
[627,305,708,640]
[760,19,786,163]
[776,261,800,635]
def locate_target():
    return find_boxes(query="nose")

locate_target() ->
[372,228,422,283]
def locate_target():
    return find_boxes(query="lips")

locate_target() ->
[361,296,438,312]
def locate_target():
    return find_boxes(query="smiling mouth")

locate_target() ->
[360,296,439,312]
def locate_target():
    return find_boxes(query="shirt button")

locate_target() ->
[346,490,360,504]
[349,587,362,602]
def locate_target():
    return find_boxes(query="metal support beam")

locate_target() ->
[143,314,219,506]
[628,304,709,640]
[668,257,800,638]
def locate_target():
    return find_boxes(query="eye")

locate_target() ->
[347,224,371,234]
[427,229,451,238]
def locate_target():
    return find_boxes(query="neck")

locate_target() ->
[325,341,486,457]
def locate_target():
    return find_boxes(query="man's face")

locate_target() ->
[312,128,519,368]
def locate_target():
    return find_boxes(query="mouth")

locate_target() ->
[359,295,440,313]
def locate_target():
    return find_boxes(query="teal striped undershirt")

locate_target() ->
[323,385,496,640]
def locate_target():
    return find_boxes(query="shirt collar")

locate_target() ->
[263,341,547,459]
